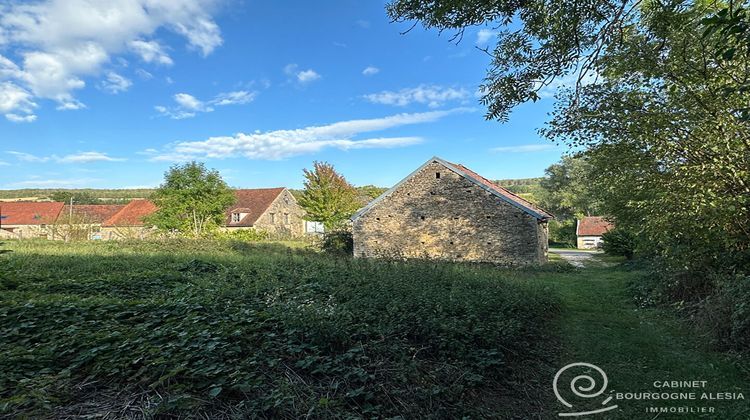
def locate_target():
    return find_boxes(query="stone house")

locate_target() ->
[100,199,158,240]
[225,188,305,237]
[0,202,64,239]
[351,157,554,265]
[51,204,125,240]
[576,216,614,249]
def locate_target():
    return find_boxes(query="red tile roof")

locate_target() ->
[449,162,554,220]
[61,204,125,224]
[0,202,64,225]
[226,188,285,227]
[577,216,614,236]
[103,200,157,227]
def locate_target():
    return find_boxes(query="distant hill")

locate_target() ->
[0,189,154,203]
[494,178,544,204]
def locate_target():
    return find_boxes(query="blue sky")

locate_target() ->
[0,0,567,190]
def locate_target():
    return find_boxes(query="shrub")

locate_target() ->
[320,230,353,254]
[548,219,576,247]
[602,228,637,259]
[213,228,270,242]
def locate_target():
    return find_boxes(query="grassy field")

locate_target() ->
[1,241,746,418]
[0,240,561,418]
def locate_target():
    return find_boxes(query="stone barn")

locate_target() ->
[351,157,553,265]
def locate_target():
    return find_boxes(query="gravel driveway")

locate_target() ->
[549,249,602,267]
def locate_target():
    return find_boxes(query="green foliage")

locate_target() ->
[212,229,270,242]
[389,0,750,349]
[320,231,353,255]
[495,178,543,203]
[538,155,601,220]
[548,219,576,248]
[147,162,235,238]
[387,0,626,121]
[356,185,388,204]
[601,228,637,259]
[49,191,101,204]
[0,240,559,418]
[298,162,361,230]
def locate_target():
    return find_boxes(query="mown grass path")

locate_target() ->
[547,261,749,419]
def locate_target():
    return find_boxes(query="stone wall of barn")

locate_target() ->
[352,161,548,265]
[250,189,306,237]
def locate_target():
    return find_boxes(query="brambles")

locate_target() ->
[0,240,559,418]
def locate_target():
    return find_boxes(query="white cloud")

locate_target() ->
[56,151,126,163]
[150,108,469,161]
[100,72,132,94]
[355,20,370,29]
[491,144,558,153]
[0,81,36,120]
[156,90,256,119]
[0,0,223,119]
[129,39,173,65]
[284,64,321,85]
[476,29,498,46]
[212,90,256,106]
[6,150,125,163]
[174,93,206,111]
[135,68,153,80]
[6,113,36,123]
[364,85,470,108]
[6,151,49,162]
[0,160,9,166]
[297,69,321,83]
[362,66,380,76]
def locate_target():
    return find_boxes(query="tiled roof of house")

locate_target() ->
[102,199,157,227]
[352,157,554,221]
[449,161,554,220]
[0,202,64,225]
[226,188,285,227]
[61,204,125,224]
[577,216,614,236]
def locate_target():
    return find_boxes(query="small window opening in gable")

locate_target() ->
[449,241,454,245]
[269,213,276,223]
[430,191,436,195]
[284,213,289,224]
[486,215,491,219]
[466,189,472,193]
[453,217,459,220]
[231,213,241,223]
[435,172,441,179]
[420,215,425,221]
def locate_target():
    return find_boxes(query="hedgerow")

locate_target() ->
[0,240,559,418]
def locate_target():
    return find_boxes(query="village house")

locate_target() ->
[101,199,159,240]
[99,188,307,239]
[0,202,64,239]
[351,157,553,265]
[225,188,306,237]
[576,216,614,249]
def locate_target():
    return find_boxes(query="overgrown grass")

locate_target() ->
[0,240,560,418]
[550,257,749,419]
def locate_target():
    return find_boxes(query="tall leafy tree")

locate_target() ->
[538,155,602,220]
[148,162,235,237]
[298,162,361,230]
